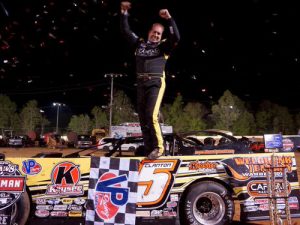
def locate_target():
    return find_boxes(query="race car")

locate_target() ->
[1,130,300,225]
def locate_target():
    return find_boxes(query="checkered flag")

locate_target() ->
[85,157,139,225]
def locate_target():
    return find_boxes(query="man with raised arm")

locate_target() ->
[120,1,180,159]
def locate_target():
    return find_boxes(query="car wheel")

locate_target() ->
[10,191,31,225]
[180,181,234,225]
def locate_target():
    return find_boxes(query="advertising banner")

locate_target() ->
[85,157,139,225]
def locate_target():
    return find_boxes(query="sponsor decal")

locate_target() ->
[275,197,298,204]
[169,194,178,202]
[0,214,10,225]
[288,196,299,204]
[68,210,83,217]
[150,210,162,217]
[136,210,151,217]
[255,198,299,211]
[243,205,258,212]
[243,200,255,206]
[289,203,299,210]
[46,162,83,195]
[137,159,180,209]
[136,47,160,57]
[35,198,47,205]
[53,205,68,211]
[195,149,235,155]
[163,211,177,216]
[95,173,129,220]
[61,198,73,205]
[254,198,268,204]
[258,204,269,211]
[265,148,279,153]
[144,162,174,168]
[223,156,293,180]
[68,205,82,211]
[274,197,299,209]
[276,198,286,204]
[50,211,68,217]
[247,180,291,198]
[277,204,286,210]
[0,177,25,192]
[36,205,54,210]
[282,138,294,151]
[0,162,17,175]
[162,208,177,217]
[35,210,50,218]
[188,161,217,172]
[47,198,60,205]
[166,201,177,208]
[22,159,42,175]
[0,193,12,206]
[74,197,85,205]
[136,211,150,217]
[0,161,26,210]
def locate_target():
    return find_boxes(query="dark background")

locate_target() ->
[1,0,300,115]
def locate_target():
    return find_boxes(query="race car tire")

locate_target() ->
[11,191,31,225]
[181,181,234,225]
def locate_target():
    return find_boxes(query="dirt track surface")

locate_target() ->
[1,147,300,224]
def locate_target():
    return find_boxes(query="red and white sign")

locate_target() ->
[0,177,25,192]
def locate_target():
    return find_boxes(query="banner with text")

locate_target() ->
[85,157,139,225]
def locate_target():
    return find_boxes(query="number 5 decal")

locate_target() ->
[137,159,180,209]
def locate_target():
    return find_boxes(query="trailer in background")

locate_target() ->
[111,122,173,138]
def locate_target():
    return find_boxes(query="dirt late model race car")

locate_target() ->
[1,130,300,225]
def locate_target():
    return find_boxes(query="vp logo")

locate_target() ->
[22,159,42,175]
[95,173,129,220]
[96,174,129,205]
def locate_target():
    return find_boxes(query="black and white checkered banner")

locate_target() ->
[85,157,139,225]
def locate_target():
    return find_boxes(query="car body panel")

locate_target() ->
[8,136,25,147]
[3,151,300,222]
[97,137,141,151]
[2,130,300,224]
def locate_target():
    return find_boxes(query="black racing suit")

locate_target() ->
[120,13,180,155]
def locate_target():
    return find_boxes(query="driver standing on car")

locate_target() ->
[120,1,180,159]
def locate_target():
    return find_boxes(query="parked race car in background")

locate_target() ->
[1,130,300,225]
[7,135,24,147]
[8,135,34,147]
[97,137,142,151]
[75,134,93,149]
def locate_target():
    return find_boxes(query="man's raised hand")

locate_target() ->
[159,9,171,19]
[121,1,131,14]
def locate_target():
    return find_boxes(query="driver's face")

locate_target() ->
[148,24,164,43]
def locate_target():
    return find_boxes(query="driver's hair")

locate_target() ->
[150,23,165,32]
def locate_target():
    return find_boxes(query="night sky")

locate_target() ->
[1,0,300,115]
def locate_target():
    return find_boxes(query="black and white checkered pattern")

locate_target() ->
[85,157,139,225]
